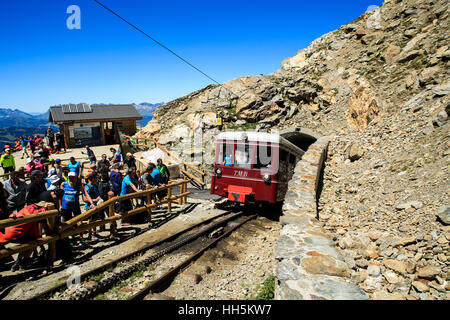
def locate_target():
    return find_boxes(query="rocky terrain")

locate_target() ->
[135,0,449,299]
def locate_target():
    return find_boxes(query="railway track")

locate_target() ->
[31,210,255,300]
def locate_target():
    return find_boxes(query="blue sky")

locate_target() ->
[0,0,382,113]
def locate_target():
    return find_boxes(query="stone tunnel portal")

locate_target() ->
[280,127,319,152]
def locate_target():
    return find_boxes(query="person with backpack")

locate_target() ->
[83,173,102,241]
[109,163,123,196]
[156,158,170,184]
[97,169,114,231]
[119,168,143,224]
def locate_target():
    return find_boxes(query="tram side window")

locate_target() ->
[221,143,234,166]
[254,145,272,169]
[234,143,251,169]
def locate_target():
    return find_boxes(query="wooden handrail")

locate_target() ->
[58,180,188,231]
[181,169,206,186]
[0,180,191,260]
[0,210,59,230]
[123,134,205,175]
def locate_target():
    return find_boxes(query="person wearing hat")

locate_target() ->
[33,153,45,167]
[0,201,52,271]
[124,152,137,170]
[47,158,56,178]
[27,153,44,173]
[61,166,70,182]
[54,159,63,178]
[60,171,82,224]
[47,174,60,191]
[0,148,15,175]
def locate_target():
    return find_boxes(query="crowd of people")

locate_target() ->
[0,133,172,271]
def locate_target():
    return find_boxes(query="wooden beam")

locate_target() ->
[0,210,59,230]
[181,169,205,186]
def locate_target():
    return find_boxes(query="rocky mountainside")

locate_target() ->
[136,0,449,299]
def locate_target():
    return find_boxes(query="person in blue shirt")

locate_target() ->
[150,165,162,185]
[119,168,142,224]
[109,148,122,165]
[68,157,82,179]
[110,163,123,196]
[19,136,29,159]
[223,154,233,166]
[60,172,81,224]
[145,163,167,201]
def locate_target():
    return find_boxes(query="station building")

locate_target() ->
[49,104,142,148]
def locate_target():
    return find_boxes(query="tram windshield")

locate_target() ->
[216,142,273,169]
[234,143,251,169]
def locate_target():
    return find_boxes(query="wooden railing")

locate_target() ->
[0,179,190,261]
[123,134,206,189]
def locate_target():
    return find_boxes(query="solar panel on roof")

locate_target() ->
[62,103,92,113]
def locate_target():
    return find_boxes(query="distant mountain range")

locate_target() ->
[133,102,164,127]
[0,102,164,147]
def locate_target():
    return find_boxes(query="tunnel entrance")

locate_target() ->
[280,127,319,152]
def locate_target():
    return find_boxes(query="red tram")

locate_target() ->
[210,131,305,204]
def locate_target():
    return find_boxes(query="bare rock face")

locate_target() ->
[347,80,379,130]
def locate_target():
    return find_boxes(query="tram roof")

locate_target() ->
[216,131,281,143]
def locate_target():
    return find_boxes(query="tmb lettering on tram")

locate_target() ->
[210,131,305,204]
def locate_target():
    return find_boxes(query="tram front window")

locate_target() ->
[217,143,234,166]
[234,143,251,169]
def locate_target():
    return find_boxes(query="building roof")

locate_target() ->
[49,104,142,123]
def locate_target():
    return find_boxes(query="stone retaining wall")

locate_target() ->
[274,136,368,300]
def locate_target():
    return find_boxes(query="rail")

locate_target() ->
[122,134,206,189]
[0,179,190,261]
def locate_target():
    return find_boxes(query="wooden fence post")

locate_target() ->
[108,192,117,237]
[183,182,187,203]
[167,186,172,213]
[46,203,57,263]
[146,185,152,223]
[178,184,183,205]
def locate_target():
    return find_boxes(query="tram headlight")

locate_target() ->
[215,168,222,178]
[263,174,271,184]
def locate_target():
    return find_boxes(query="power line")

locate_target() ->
[93,0,221,85]
[93,0,253,107]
